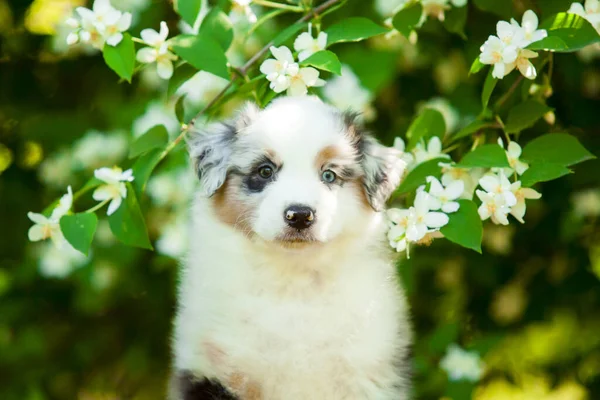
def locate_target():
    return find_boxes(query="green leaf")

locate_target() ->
[132,148,164,196]
[469,57,485,75]
[300,51,342,75]
[481,70,497,109]
[504,100,552,134]
[199,9,234,51]
[445,380,475,399]
[171,34,229,80]
[59,213,98,256]
[129,125,169,159]
[443,5,467,38]
[272,23,305,47]
[440,199,483,253]
[452,120,495,141]
[108,183,152,250]
[175,95,186,124]
[175,0,202,26]
[167,64,198,97]
[406,108,446,150]
[102,33,135,82]
[391,3,423,38]
[457,144,510,168]
[528,13,600,52]
[520,162,572,187]
[326,17,389,46]
[521,133,596,167]
[396,158,447,194]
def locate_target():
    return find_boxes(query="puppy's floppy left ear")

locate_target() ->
[188,102,260,197]
[361,136,406,211]
[344,112,406,211]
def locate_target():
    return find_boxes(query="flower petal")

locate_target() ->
[442,201,460,213]
[28,212,49,224]
[294,32,313,51]
[270,45,293,63]
[107,197,122,216]
[141,28,161,46]
[105,33,123,47]
[93,185,116,201]
[28,225,46,241]
[157,59,174,79]
[424,211,449,228]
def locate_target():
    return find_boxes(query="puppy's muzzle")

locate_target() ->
[284,205,315,230]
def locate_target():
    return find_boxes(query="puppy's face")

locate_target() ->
[189,97,405,246]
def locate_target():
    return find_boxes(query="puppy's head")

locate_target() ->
[189,97,405,246]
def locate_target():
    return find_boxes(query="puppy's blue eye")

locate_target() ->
[322,170,337,184]
[258,165,273,179]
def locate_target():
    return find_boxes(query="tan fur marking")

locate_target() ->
[314,145,346,169]
[211,176,253,234]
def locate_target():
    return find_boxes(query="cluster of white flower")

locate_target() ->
[570,0,600,34]
[479,10,548,80]
[65,0,132,48]
[439,344,485,382]
[93,167,135,216]
[136,21,178,80]
[387,177,461,256]
[388,136,542,254]
[259,30,327,96]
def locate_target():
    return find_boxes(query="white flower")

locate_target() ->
[498,138,529,175]
[479,35,518,79]
[569,1,600,33]
[517,10,548,46]
[287,67,326,96]
[387,208,411,251]
[509,181,541,223]
[96,8,131,46]
[407,191,450,241]
[72,130,128,171]
[38,242,89,279]
[440,162,482,199]
[497,19,526,47]
[28,213,64,247]
[513,48,539,80]
[93,167,135,216]
[260,46,298,91]
[440,344,484,382]
[231,0,257,24]
[413,136,451,165]
[72,0,132,48]
[476,189,511,225]
[294,31,328,61]
[136,21,177,79]
[478,171,518,207]
[323,65,375,121]
[425,176,464,213]
[393,137,416,168]
[375,0,409,17]
[27,186,73,248]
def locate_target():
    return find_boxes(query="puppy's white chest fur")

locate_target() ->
[173,200,411,400]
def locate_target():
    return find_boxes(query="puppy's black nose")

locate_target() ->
[284,205,315,230]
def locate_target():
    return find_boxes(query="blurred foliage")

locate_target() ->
[1,0,600,399]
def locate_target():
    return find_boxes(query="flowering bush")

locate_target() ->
[3,0,600,398]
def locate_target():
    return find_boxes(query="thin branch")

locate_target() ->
[494,75,524,110]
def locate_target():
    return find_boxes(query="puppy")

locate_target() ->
[170,97,411,400]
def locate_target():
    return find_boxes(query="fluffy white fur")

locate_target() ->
[172,97,411,399]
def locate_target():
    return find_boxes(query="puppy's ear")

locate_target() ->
[188,102,260,196]
[344,112,406,211]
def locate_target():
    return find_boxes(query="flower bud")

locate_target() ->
[544,111,556,125]
[66,32,79,46]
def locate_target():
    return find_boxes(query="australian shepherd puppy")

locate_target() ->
[170,96,411,400]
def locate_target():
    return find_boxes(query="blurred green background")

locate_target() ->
[1,0,600,398]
